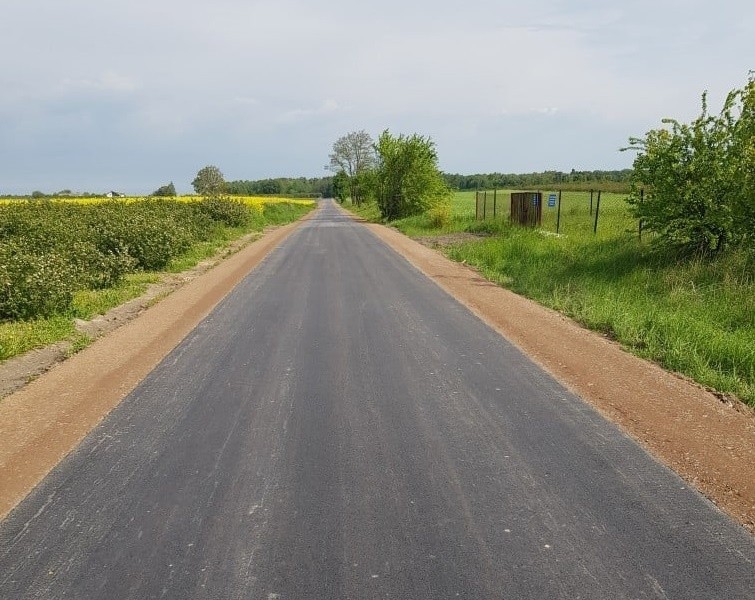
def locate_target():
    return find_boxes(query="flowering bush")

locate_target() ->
[196,197,252,227]
[0,241,79,320]
[0,196,314,321]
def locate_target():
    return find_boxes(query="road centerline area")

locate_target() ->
[1,200,753,599]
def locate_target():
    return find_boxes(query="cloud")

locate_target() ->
[277,100,341,124]
[0,0,753,193]
[60,71,140,94]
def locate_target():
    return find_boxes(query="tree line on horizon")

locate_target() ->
[221,169,634,198]
[4,169,633,200]
[443,169,633,192]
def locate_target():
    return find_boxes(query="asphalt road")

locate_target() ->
[1,200,753,599]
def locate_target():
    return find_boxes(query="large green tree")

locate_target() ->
[328,130,375,206]
[192,165,226,198]
[332,170,349,203]
[370,130,451,221]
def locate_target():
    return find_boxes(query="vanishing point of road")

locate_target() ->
[1,200,753,599]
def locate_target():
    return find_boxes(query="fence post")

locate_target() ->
[638,188,644,240]
[493,189,497,218]
[589,189,594,216]
[556,190,562,234]
[593,190,601,234]
[475,190,479,220]
[483,190,487,220]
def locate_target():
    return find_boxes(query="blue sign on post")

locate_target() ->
[548,193,557,208]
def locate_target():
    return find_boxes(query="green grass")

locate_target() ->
[345,200,382,222]
[0,316,86,361]
[353,191,755,407]
[167,202,312,273]
[357,190,635,239]
[167,225,253,273]
[71,272,161,320]
[260,201,315,226]
[438,190,634,236]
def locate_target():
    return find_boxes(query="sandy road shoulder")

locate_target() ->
[0,218,307,520]
[363,220,755,534]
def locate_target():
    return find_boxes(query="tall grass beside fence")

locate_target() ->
[384,191,755,407]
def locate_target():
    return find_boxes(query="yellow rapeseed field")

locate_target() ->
[0,196,316,209]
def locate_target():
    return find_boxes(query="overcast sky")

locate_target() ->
[0,0,752,194]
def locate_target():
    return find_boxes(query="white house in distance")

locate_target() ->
[106,191,126,198]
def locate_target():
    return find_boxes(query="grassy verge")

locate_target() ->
[348,193,755,407]
[347,201,382,223]
[0,317,81,361]
[71,272,161,320]
[0,201,313,362]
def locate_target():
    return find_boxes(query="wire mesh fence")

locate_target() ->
[474,189,642,238]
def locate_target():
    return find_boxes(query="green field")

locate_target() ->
[392,190,635,239]
[352,191,755,407]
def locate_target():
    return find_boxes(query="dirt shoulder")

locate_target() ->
[365,222,755,533]
[0,231,267,401]
[0,220,304,520]
[1,207,753,534]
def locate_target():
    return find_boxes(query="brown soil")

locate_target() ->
[1,209,753,535]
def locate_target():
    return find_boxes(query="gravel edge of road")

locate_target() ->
[0,231,266,401]
[359,218,755,534]
[0,218,307,520]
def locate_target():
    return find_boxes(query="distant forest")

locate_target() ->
[225,178,333,198]
[442,169,633,193]
[226,169,633,198]
[2,170,633,199]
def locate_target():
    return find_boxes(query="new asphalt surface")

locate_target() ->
[1,200,753,599]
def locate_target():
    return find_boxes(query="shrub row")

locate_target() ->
[0,198,253,320]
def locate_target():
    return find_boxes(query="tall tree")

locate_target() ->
[328,130,375,206]
[332,171,349,203]
[152,182,177,197]
[192,165,226,198]
[370,130,451,221]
